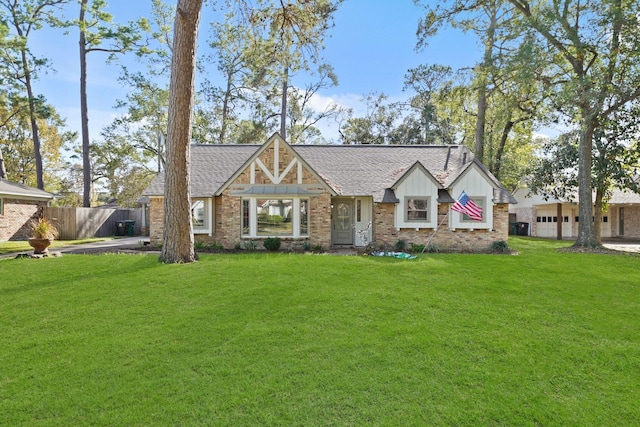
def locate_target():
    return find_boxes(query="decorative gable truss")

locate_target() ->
[220,135,335,239]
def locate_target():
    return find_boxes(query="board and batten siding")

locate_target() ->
[449,165,494,230]
[394,167,439,229]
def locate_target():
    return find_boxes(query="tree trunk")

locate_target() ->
[220,72,232,144]
[574,119,600,248]
[280,63,289,140]
[493,119,514,179]
[0,147,7,179]
[19,46,44,190]
[160,0,203,264]
[79,0,92,207]
[593,188,603,245]
[474,4,497,164]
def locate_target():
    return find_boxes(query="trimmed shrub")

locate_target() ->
[263,237,282,251]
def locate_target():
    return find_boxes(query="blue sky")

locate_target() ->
[28,0,481,143]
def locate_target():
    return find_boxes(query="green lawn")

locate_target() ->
[1,238,638,426]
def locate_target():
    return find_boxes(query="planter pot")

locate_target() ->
[28,238,53,254]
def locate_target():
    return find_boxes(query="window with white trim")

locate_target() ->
[242,198,309,238]
[191,198,211,233]
[459,196,486,223]
[405,197,430,222]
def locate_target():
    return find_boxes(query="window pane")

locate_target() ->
[257,199,293,236]
[462,198,484,221]
[242,200,250,235]
[191,200,205,227]
[300,199,309,235]
[407,197,429,221]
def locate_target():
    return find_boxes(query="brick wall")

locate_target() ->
[372,202,510,251]
[149,197,164,245]
[0,199,47,241]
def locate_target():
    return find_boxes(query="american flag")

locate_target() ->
[451,191,483,221]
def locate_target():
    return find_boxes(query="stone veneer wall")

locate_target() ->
[372,203,510,251]
[0,199,47,241]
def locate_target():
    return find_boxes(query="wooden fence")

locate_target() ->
[43,207,145,240]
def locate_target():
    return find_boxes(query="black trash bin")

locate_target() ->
[124,220,136,236]
[516,222,529,236]
[115,220,126,236]
[509,222,517,235]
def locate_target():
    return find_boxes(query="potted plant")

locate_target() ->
[28,217,59,254]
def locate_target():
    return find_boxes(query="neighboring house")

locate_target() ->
[510,187,640,239]
[142,134,516,250]
[0,179,55,241]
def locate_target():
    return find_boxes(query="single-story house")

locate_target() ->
[142,133,517,250]
[0,179,55,241]
[509,187,640,239]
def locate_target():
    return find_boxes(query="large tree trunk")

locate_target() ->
[474,4,497,163]
[79,0,92,207]
[593,188,604,244]
[160,0,203,264]
[574,119,600,248]
[19,47,44,190]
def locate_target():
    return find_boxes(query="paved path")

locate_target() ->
[602,240,640,253]
[0,237,148,260]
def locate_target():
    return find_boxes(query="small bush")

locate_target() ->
[303,241,312,251]
[394,240,406,251]
[263,237,281,251]
[490,240,510,253]
[424,243,440,253]
[409,243,425,253]
[311,244,323,252]
[243,240,258,252]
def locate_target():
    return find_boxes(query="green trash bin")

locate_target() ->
[124,220,136,236]
[510,222,517,235]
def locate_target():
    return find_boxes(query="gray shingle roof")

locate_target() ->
[143,143,517,204]
[0,179,54,200]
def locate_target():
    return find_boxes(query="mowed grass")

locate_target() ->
[1,238,639,426]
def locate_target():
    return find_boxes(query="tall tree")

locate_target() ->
[339,93,401,145]
[0,105,73,187]
[0,0,69,189]
[507,0,640,248]
[529,105,640,243]
[114,0,174,170]
[415,0,547,185]
[250,0,342,141]
[75,0,149,206]
[160,0,202,264]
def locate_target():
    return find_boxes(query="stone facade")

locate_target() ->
[373,203,510,251]
[0,199,47,241]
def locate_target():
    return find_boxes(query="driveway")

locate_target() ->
[602,239,640,253]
